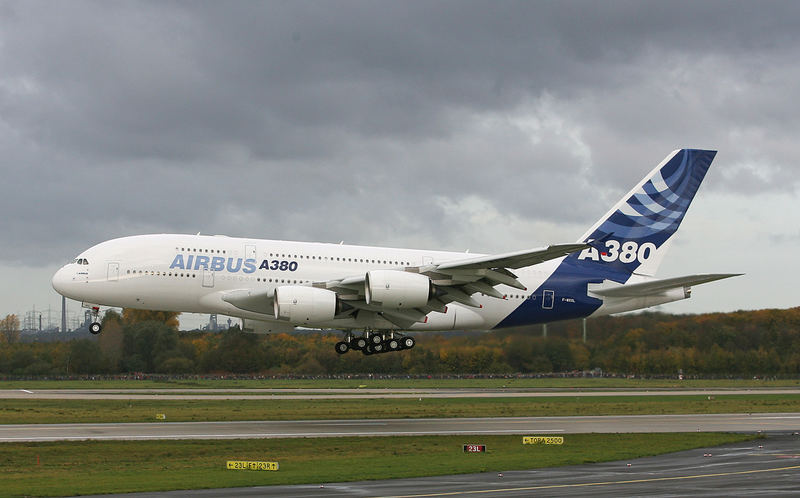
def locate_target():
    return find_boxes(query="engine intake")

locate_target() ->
[365,270,432,308]
[274,286,339,325]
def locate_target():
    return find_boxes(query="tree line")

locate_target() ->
[1,307,799,376]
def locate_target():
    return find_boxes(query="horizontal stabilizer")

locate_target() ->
[590,273,742,298]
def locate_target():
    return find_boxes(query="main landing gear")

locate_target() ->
[334,332,415,355]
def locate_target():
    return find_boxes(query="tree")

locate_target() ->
[98,311,124,371]
[122,321,182,372]
[122,309,180,329]
[68,340,105,374]
[0,314,20,344]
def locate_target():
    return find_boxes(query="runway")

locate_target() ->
[2,388,799,400]
[80,433,800,497]
[2,413,799,442]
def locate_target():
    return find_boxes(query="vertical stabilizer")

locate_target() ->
[572,149,716,278]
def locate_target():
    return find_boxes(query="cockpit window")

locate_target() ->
[73,258,89,265]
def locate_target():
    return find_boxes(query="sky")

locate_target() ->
[1,1,798,329]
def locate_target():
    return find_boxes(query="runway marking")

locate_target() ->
[0,428,566,442]
[321,422,389,426]
[374,464,800,497]
[19,390,33,394]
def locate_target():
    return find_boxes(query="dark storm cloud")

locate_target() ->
[1,1,800,267]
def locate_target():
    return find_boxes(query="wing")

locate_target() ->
[315,243,590,328]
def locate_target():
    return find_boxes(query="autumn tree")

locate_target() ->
[98,310,124,371]
[122,309,180,329]
[0,314,20,344]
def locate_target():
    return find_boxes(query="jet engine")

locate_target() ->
[274,286,339,325]
[365,270,432,308]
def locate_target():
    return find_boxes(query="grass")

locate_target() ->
[2,377,799,390]
[1,394,799,424]
[2,433,756,497]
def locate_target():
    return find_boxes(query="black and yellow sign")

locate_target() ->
[226,460,279,471]
[463,444,487,453]
[523,436,564,445]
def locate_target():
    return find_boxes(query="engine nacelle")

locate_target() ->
[274,286,338,325]
[365,270,431,308]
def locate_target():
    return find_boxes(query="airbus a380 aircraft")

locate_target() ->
[53,149,739,355]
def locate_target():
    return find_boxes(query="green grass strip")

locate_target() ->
[1,394,798,424]
[2,433,755,497]
[2,377,799,389]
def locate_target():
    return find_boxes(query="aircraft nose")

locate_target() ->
[52,266,72,296]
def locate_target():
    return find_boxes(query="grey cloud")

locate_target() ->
[2,0,800,271]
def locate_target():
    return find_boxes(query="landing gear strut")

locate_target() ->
[334,331,415,355]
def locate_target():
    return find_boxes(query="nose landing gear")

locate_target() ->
[88,306,102,335]
[334,331,415,355]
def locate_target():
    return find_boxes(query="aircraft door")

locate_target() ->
[202,269,215,288]
[107,262,119,281]
[542,289,555,310]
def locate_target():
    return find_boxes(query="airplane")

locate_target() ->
[52,149,739,355]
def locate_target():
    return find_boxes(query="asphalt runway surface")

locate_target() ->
[81,433,800,497]
[2,388,800,400]
[3,413,800,442]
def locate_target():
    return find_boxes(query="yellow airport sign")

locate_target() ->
[523,436,564,445]
[226,460,279,471]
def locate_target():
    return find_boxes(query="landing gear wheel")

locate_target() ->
[335,341,349,355]
[369,334,383,345]
[387,339,400,351]
[372,342,385,354]
[89,322,102,335]
[352,337,368,350]
[362,345,374,355]
[401,336,415,349]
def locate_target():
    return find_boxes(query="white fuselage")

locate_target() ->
[53,234,574,331]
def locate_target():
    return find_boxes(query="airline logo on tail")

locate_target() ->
[572,148,716,277]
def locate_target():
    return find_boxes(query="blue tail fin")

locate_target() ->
[571,149,717,278]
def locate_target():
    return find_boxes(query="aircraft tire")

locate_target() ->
[369,334,383,345]
[89,322,102,335]
[372,342,385,354]
[401,336,415,349]
[335,341,349,355]
[387,339,400,351]
[352,337,367,350]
